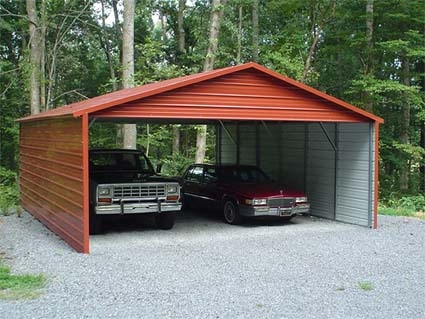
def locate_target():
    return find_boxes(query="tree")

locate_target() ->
[26,0,41,114]
[196,0,227,164]
[121,0,137,149]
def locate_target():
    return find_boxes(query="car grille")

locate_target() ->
[268,197,295,208]
[113,184,166,199]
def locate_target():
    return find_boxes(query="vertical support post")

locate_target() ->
[236,122,240,165]
[82,114,90,253]
[373,122,380,229]
[256,121,260,167]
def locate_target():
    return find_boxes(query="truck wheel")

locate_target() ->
[89,215,103,235]
[155,212,175,230]
[223,200,242,225]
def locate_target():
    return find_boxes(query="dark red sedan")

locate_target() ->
[181,164,310,224]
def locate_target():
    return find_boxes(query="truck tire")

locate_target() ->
[155,212,175,230]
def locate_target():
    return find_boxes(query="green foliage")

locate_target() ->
[0,0,424,202]
[0,168,19,215]
[0,258,46,300]
[161,153,193,176]
[358,281,374,291]
[379,194,425,218]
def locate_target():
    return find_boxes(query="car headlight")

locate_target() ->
[245,198,267,206]
[295,197,307,203]
[167,185,178,193]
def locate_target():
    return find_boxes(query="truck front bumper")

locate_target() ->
[95,201,182,215]
[239,203,310,218]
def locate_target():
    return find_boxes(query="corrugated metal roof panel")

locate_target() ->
[91,69,369,122]
[18,62,384,124]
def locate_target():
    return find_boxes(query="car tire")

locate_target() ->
[223,200,242,225]
[155,212,175,230]
[89,215,103,235]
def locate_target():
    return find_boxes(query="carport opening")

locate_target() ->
[88,118,374,235]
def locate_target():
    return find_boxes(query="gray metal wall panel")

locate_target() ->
[336,123,371,226]
[281,123,305,191]
[219,124,237,164]
[306,123,336,219]
[259,123,281,180]
[239,124,256,165]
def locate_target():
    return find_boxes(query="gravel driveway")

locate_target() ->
[1,210,424,319]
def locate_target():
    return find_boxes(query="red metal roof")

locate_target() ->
[18,62,384,124]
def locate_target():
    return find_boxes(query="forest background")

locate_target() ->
[0,0,424,215]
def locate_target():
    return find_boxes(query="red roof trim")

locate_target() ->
[17,62,384,124]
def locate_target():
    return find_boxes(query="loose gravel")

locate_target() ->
[0,211,424,319]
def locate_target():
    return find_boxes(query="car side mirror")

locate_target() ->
[156,163,163,173]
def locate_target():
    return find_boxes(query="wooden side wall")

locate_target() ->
[19,117,86,253]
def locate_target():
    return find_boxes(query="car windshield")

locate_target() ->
[218,166,271,184]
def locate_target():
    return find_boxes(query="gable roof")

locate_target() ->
[18,62,383,124]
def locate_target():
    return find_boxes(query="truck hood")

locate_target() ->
[91,172,179,184]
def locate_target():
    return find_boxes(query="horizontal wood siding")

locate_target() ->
[20,117,85,252]
[335,123,372,226]
[306,123,336,219]
[92,70,367,123]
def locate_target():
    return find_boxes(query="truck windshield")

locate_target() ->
[90,152,155,173]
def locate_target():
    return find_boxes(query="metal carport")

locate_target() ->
[18,62,384,253]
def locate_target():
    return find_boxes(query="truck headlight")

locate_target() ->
[295,197,307,203]
[167,185,178,193]
[98,187,111,196]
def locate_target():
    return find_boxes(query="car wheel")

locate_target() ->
[155,212,175,230]
[89,215,103,235]
[223,200,242,225]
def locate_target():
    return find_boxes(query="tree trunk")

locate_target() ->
[26,0,41,115]
[418,61,425,192]
[121,0,137,149]
[197,0,227,163]
[252,0,259,62]
[203,0,227,72]
[100,0,118,91]
[399,58,410,191]
[172,125,180,155]
[364,0,374,112]
[236,6,242,64]
[40,0,46,110]
[301,30,320,84]
[178,0,186,53]
[195,125,207,164]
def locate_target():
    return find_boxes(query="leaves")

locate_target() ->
[0,0,424,198]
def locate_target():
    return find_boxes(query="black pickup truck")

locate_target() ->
[89,149,181,234]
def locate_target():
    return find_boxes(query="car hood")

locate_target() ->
[221,182,306,198]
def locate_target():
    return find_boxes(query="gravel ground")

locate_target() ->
[0,210,424,319]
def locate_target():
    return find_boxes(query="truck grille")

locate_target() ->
[268,197,295,208]
[113,184,166,199]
